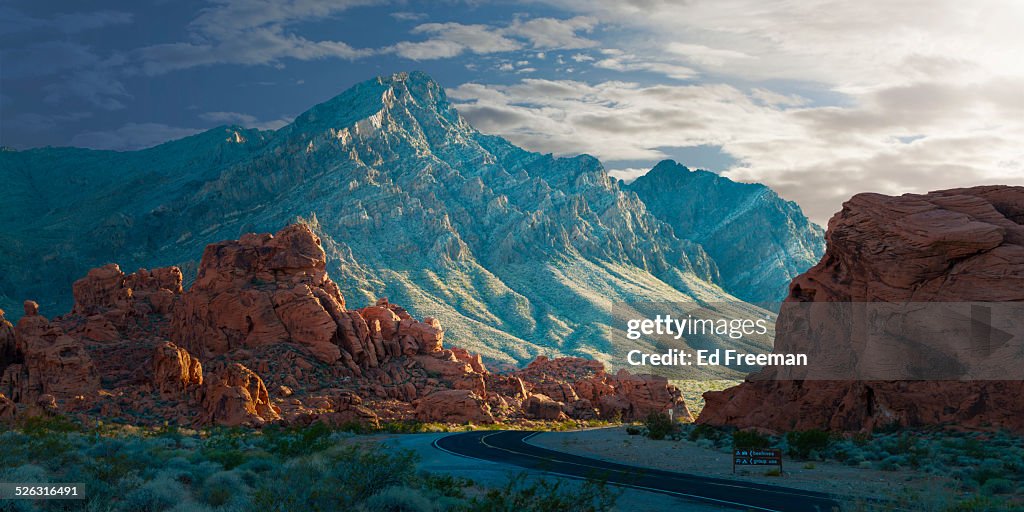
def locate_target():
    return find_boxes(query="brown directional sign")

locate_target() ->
[733,448,783,474]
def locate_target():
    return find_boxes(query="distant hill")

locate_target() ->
[0,71,821,367]
[626,160,824,304]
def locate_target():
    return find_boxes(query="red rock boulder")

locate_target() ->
[699,186,1024,432]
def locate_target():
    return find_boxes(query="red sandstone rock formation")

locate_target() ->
[0,301,100,403]
[152,342,203,399]
[202,363,281,427]
[415,389,494,424]
[2,223,687,428]
[699,186,1024,432]
[514,356,693,421]
[0,393,15,422]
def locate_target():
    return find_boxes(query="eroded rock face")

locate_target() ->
[202,363,281,427]
[1,301,100,403]
[415,389,494,424]
[514,356,692,421]
[0,393,15,422]
[72,264,183,336]
[3,223,688,428]
[152,342,203,399]
[699,186,1024,432]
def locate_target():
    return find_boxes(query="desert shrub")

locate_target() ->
[687,424,725,444]
[118,473,190,512]
[732,430,771,449]
[786,430,831,459]
[643,412,676,440]
[251,445,419,510]
[360,486,435,512]
[624,426,641,436]
[980,478,1014,495]
[466,474,620,512]
[199,470,252,509]
[418,473,473,498]
[260,421,334,457]
[875,455,908,471]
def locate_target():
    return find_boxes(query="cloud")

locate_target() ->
[387,16,598,61]
[387,23,521,60]
[389,11,427,22]
[69,123,203,151]
[506,16,598,49]
[449,77,1024,224]
[606,168,649,183]
[0,7,132,36]
[751,88,808,107]
[594,53,697,80]
[200,111,292,130]
[137,0,377,75]
[543,0,1024,89]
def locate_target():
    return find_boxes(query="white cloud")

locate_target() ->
[137,0,378,75]
[544,0,1024,89]
[200,111,292,130]
[386,16,598,61]
[449,77,1024,224]
[69,123,203,151]
[571,53,594,62]
[606,168,649,183]
[594,53,696,80]
[389,11,427,22]
[387,23,521,60]
[507,16,598,49]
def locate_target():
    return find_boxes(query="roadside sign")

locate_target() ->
[733,448,783,475]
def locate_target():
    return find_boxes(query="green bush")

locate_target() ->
[466,473,620,512]
[786,430,831,460]
[643,412,676,441]
[360,486,435,512]
[687,424,725,443]
[732,430,771,449]
[980,478,1014,495]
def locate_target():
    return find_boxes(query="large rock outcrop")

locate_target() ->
[1,223,687,428]
[699,186,1024,432]
[0,301,100,403]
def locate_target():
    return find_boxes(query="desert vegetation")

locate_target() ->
[0,415,620,512]
[678,423,1024,511]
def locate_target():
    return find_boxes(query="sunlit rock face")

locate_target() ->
[627,160,824,305]
[698,186,1024,433]
[1,71,786,364]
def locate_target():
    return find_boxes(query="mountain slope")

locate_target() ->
[1,71,778,368]
[626,160,825,304]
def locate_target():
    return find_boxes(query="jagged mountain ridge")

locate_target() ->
[0,71,819,366]
[626,160,825,304]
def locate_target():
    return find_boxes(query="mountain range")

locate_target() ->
[0,71,822,367]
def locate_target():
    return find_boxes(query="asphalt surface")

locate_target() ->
[434,430,842,512]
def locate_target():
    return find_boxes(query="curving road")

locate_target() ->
[434,430,841,512]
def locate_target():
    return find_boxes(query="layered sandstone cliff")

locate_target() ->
[0,224,688,427]
[699,186,1024,432]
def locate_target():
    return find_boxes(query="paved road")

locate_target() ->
[434,430,841,512]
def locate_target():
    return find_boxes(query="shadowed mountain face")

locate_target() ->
[626,160,825,304]
[0,71,820,364]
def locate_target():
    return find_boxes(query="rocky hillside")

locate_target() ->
[0,71,815,365]
[626,160,824,304]
[698,186,1024,432]
[0,224,689,427]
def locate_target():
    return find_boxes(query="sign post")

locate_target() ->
[733,448,784,475]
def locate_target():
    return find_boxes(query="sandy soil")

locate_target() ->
[529,427,953,504]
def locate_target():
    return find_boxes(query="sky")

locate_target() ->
[3,0,1024,225]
